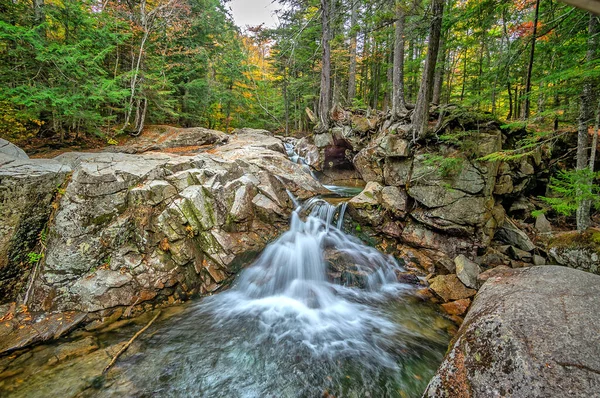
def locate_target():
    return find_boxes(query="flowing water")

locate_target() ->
[91,198,451,397]
[0,144,452,397]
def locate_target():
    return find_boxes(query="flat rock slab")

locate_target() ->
[0,311,87,354]
[424,266,600,397]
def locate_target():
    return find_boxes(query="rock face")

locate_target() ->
[0,132,325,314]
[424,266,600,398]
[0,155,71,303]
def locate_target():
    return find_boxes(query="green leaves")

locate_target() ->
[540,169,600,217]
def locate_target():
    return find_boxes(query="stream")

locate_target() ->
[0,143,452,397]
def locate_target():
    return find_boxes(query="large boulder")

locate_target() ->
[0,138,28,159]
[0,132,325,314]
[424,266,600,397]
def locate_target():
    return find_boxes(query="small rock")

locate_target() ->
[532,254,546,265]
[429,274,477,302]
[495,218,535,251]
[508,246,532,262]
[314,132,333,148]
[535,213,552,234]
[454,255,481,289]
[441,298,471,316]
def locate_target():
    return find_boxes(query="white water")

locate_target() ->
[204,197,409,367]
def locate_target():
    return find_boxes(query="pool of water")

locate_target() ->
[0,198,451,398]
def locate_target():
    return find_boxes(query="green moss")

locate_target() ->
[548,229,600,254]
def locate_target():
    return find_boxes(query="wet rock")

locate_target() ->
[348,182,384,225]
[0,311,87,354]
[428,274,476,302]
[454,255,481,289]
[441,298,471,316]
[424,266,600,398]
[495,218,535,251]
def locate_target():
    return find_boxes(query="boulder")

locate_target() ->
[424,266,600,398]
[495,218,535,251]
[547,230,600,275]
[428,274,477,302]
[347,181,384,225]
[378,135,410,157]
[314,132,333,148]
[454,255,481,289]
[441,298,471,316]
[476,265,512,287]
[0,132,325,313]
[0,138,28,159]
[379,186,409,218]
[354,148,383,183]
[535,213,552,234]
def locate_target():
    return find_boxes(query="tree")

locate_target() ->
[318,0,332,131]
[411,0,444,140]
[576,12,599,231]
[391,0,408,117]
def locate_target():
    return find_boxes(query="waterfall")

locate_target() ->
[204,197,409,365]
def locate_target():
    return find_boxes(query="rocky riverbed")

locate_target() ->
[1,111,599,397]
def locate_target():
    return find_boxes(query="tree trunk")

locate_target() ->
[392,2,408,117]
[318,0,332,131]
[576,13,599,232]
[347,0,359,104]
[411,0,444,141]
[432,34,446,105]
[523,0,540,119]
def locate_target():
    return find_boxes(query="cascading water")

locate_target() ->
[87,197,450,397]
[1,143,451,398]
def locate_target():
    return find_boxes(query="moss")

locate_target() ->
[548,229,600,254]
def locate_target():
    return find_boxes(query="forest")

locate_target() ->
[0,0,598,138]
[1,1,600,396]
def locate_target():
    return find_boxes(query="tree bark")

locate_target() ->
[318,0,332,131]
[392,1,408,117]
[576,13,599,232]
[411,0,445,141]
[347,0,359,104]
[432,34,446,105]
[522,0,540,119]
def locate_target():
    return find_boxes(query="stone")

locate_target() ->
[353,148,383,183]
[378,135,410,157]
[535,213,552,234]
[441,298,471,316]
[408,185,466,208]
[347,181,384,225]
[493,174,513,195]
[508,245,533,262]
[313,132,333,148]
[533,254,546,265]
[495,218,535,251]
[0,138,28,159]
[476,265,512,287]
[4,131,324,314]
[454,255,481,289]
[383,158,412,186]
[428,274,477,302]
[548,230,600,275]
[424,266,600,398]
[378,186,408,217]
